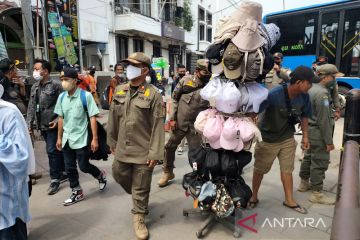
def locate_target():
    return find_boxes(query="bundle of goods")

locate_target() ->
[183,1,281,218]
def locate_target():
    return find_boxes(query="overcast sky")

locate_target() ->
[258,0,343,15]
[215,0,345,17]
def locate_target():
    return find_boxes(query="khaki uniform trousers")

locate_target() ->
[299,128,331,191]
[164,126,202,169]
[112,160,153,214]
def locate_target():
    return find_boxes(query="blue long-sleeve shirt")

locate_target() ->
[0,107,31,230]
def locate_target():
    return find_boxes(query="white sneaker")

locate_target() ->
[177,147,183,155]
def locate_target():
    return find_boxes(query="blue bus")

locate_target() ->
[264,0,360,97]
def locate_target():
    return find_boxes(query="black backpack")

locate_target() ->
[60,90,110,160]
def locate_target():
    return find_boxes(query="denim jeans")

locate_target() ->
[41,129,65,181]
[62,142,101,189]
[0,218,27,240]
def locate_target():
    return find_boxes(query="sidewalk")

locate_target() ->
[28,110,342,240]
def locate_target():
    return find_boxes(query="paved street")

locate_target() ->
[28,111,343,240]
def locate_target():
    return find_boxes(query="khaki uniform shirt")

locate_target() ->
[265,67,291,88]
[107,82,165,164]
[171,75,209,132]
[308,84,334,145]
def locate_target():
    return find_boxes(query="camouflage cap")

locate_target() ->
[121,52,151,67]
[196,59,210,73]
[316,64,344,77]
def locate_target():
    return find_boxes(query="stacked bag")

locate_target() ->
[183,1,281,218]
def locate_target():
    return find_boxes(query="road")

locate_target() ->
[28,111,343,240]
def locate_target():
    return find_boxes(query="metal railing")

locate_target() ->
[331,89,360,240]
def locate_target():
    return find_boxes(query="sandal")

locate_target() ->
[248,200,259,209]
[283,202,307,214]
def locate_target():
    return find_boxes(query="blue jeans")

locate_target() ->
[62,142,101,189]
[0,218,27,240]
[41,129,65,181]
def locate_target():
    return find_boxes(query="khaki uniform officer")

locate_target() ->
[158,59,210,187]
[264,52,291,89]
[298,64,344,205]
[107,52,165,240]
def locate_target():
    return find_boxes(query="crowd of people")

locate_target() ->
[0,46,343,239]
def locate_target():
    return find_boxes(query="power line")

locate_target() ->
[213,0,244,15]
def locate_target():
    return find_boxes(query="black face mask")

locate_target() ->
[199,73,211,82]
[178,73,185,79]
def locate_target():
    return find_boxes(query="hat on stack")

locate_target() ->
[232,19,264,52]
[194,108,217,134]
[203,115,224,149]
[205,39,230,74]
[215,81,242,113]
[200,77,223,101]
[245,82,268,113]
[230,1,263,24]
[223,43,244,80]
[220,118,243,151]
[214,16,241,43]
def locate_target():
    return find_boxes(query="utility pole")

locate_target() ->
[21,0,35,75]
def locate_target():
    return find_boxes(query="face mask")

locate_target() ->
[145,76,151,84]
[126,65,142,80]
[33,70,43,81]
[178,73,185,78]
[61,80,75,91]
[117,73,125,78]
[326,79,336,90]
[199,73,211,82]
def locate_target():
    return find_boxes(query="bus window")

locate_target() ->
[319,12,340,64]
[341,8,360,77]
[268,12,318,56]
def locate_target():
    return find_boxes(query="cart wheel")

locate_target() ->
[196,231,203,238]
[233,231,241,238]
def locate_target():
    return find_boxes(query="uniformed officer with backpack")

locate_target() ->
[298,64,343,205]
[158,59,210,187]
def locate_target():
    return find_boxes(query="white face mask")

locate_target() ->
[33,70,43,81]
[61,80,75,91]
[126,65,142,80]
[145,76,151,84]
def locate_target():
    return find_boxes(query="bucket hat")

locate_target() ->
[232,19,264,52]
[230,1,263,24]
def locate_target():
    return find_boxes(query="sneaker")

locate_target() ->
[59,174,68,184]
[63,190,84,206]
[47,181,60,195]
[98,170,107,191]
[177,147,184,155]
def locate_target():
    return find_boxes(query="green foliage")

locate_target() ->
[183,0,193,32]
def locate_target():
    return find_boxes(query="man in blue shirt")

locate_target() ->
[249,66,315,214]
[0,85,33,240]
